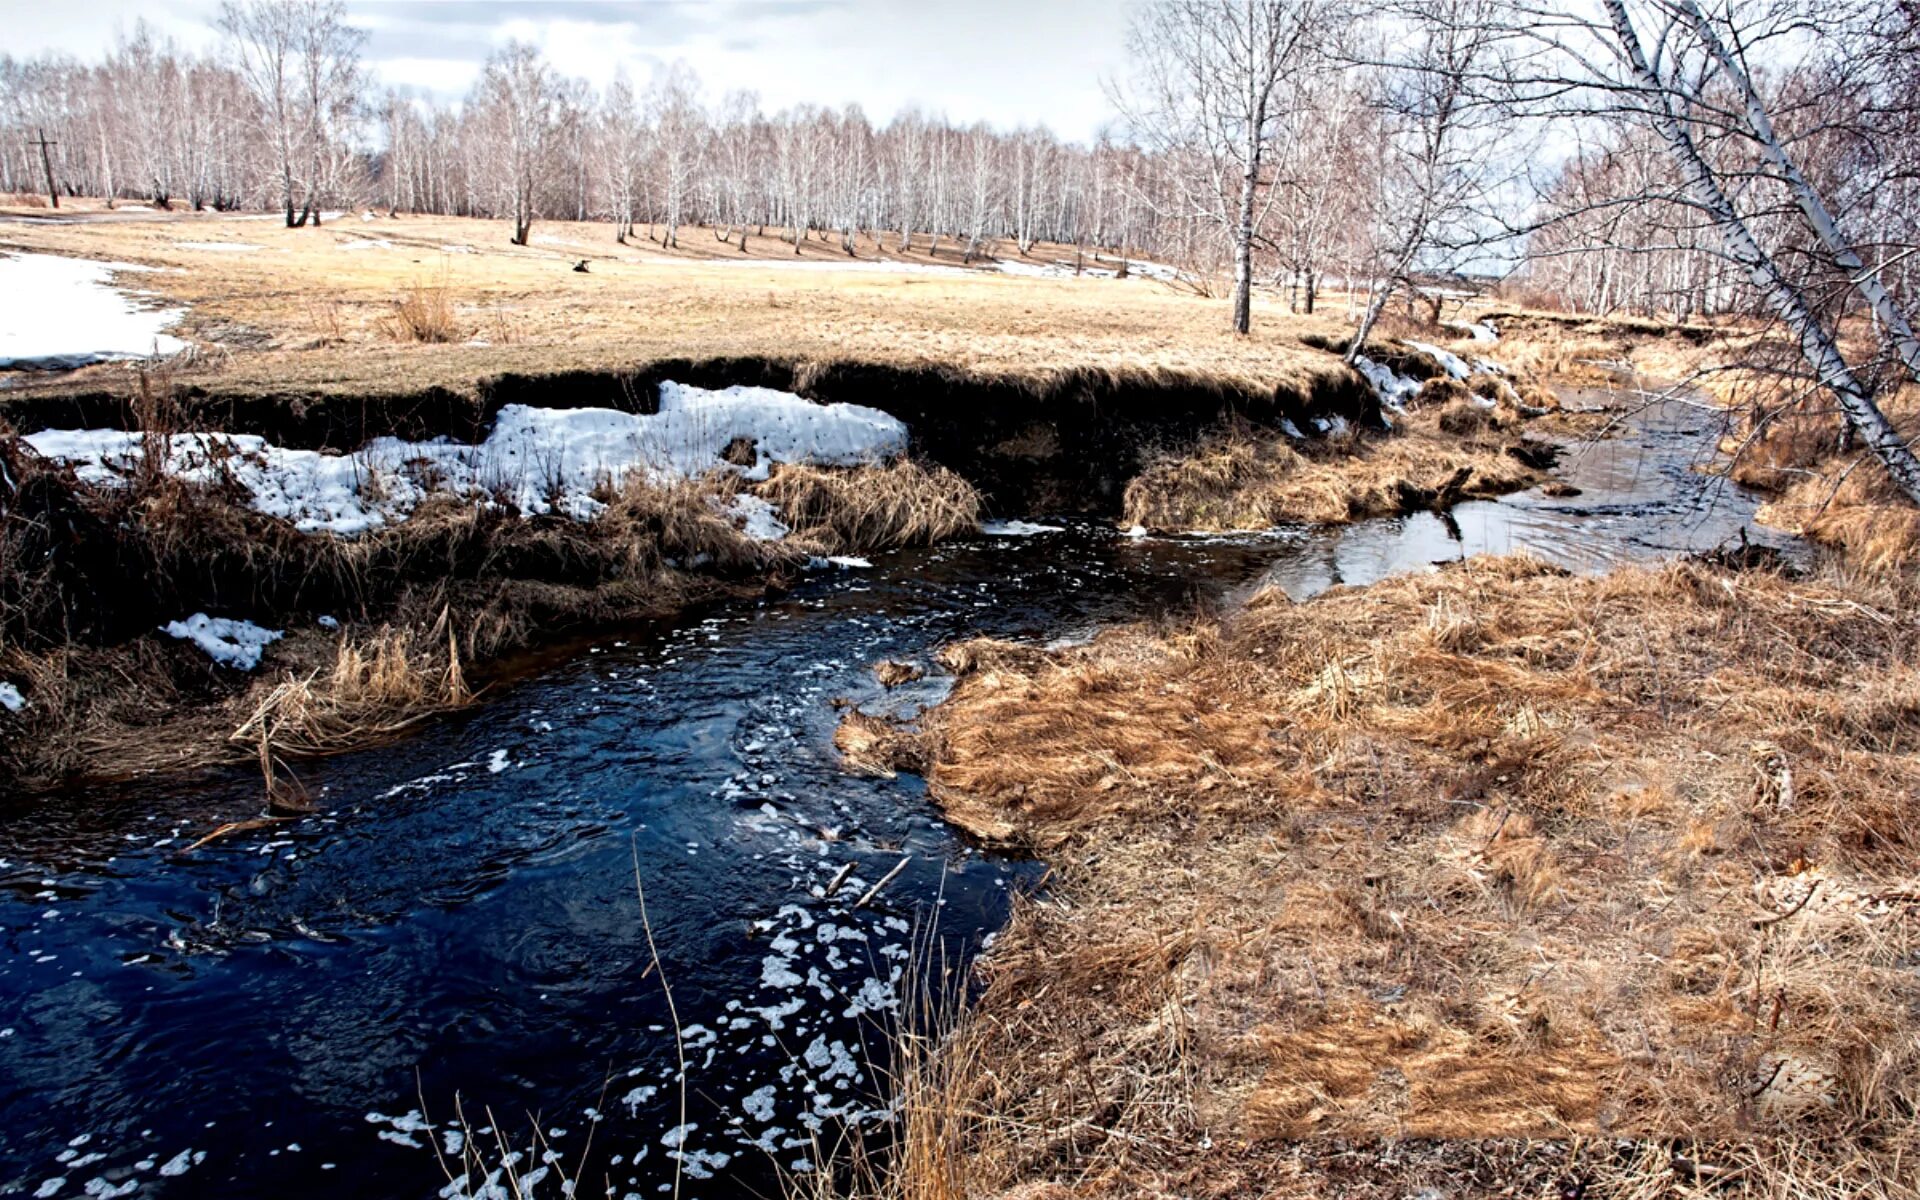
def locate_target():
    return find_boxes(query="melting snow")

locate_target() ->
[1442,319,1499,343]
[0,253,186,369]
[1402,340,1473,380]
[1354,356,1422,409]
[24,383,907,537]
[727,493,790,541]
[160,614,284,670]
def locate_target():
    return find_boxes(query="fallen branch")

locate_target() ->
[853,856,911,909]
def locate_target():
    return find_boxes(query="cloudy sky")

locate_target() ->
[7,0,1133,141]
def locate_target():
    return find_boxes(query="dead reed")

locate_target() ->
[1120,408,1541,531]
[385,277,461,344]
[757,461,982,552]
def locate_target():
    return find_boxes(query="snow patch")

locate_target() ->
[1354,356,1422,409]
[726,493,790,541]
[0,682,24,713]
[0,253,186,369]
[1441,319,1498,343]
[160,614,284,670]
[1402,340,1472,380]
[23,383,907,538]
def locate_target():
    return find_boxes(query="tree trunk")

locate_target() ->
[1230,155,1256,335]
[1607,0,1920,506]
[1678,0,1920,389]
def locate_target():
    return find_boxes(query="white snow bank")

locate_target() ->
[1402,340,1473,380]
[0,682,25,713]
[1354,355,1422,409]
[1441,319,1498,343]
[648,382,905,481]
[161,614,283,670]
[24,383,908,537]
[980,519,1064,536]
[0,253,187,369]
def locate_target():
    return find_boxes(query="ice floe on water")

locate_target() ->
[23,383,908,537]
[980,519,1064,536]
[159,614,284,670]
[0,253,187,369]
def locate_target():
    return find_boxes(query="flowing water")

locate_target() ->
[0,397,1791,1200]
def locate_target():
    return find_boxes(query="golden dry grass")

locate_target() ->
[1722,383,1920,574]
[759,460,982,552]
[844,556,1920,1197]
[0,213,1361,409]
[0,444,975,788]
[1120,408,1544,531]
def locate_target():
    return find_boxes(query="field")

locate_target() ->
[0,210,1365,409]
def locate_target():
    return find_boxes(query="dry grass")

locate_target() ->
[759,460,982,552]
[0,214,1361,412]
[231,623,472,759]
[0,437,787,785]
[384,277,461,343]
[844,556,1920,1196]
[1120,409,1544,531]
[1719,383,1920,574]
[0,430,999,787]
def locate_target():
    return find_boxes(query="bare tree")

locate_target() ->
[1483,0,1920,503]
[1345,0,1507,362]
[220,0,361,227]
[648,62,704,249]
[1114,0,1331,333]
[599,70,644,243]
[473,42,557,246]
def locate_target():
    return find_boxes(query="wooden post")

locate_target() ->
[29,128,58,209]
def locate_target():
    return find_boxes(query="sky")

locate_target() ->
[2,0,1133,142]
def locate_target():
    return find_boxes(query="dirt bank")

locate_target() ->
[849,556,1920,1198]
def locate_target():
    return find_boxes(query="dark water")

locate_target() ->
[0,397,1782,1200]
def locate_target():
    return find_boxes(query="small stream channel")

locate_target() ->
[0,397,1793,1199]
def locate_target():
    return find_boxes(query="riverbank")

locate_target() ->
[860,549,1919,1197]
[0,213,1646,797]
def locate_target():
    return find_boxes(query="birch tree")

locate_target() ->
[473,42,557,246]
[219,0,361,227]
[1114,0,1332,334]
[1345,0,1506,363]
[1489,0,1920,504]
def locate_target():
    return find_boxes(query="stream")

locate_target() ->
[0,397,1792,1199]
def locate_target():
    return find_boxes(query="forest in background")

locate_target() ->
[1,0,1914,326]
